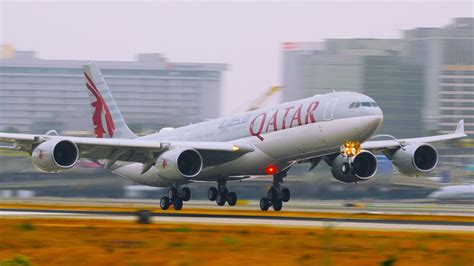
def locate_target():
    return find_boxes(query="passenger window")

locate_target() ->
[361,102,371,107]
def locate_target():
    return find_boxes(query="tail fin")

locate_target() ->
[83,63,137,139]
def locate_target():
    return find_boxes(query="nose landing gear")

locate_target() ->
[339,140,362,175]
[160,185,191,211]
[341,162,352,174]
[208,179,238,207]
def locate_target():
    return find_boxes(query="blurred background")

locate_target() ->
[0,1,472,201]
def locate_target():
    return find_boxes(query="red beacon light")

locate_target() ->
[265,165,278,175]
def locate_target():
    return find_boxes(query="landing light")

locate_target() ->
[265,165,278,175]
[341,141,361,158]
[232,146,240,152]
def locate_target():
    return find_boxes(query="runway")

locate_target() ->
[2,197,473,216]
[1,208,473,232]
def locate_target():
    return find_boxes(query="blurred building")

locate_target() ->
[282,39,424,138]
[362,56,424,138]
[404,17,474,136]
[0,51,226,133]
[282,17,473,168]
[404,17,474,167]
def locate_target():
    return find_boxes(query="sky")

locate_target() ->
[1,1,472,115]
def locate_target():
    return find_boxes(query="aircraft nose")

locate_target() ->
[375,105,383,116]
[366,113,383,136]
[368,105,383,129]
[370,103,384,128]
[359,111,384,140]
[375,109,383,124]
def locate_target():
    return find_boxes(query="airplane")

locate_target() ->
[0,63,467,211]
[428,183,474,201]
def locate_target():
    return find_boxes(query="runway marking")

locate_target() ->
[1,209,473,232]
[150,216,474,232]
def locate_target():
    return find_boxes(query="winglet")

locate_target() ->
[455,120,465,135]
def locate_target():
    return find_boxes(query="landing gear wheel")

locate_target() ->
[281,188,290,202]
[260,197,270,211]
[168,187,178,200]
[267,187,278,201]
[208,187,218,201]
[182,187,191,201]
[216,192,227,206]
[221,187,229,195]
[227,192,237,206]
[173,197,183,210]
[341,162,351,174]
[160,196,170,210]
[272,198,283,211]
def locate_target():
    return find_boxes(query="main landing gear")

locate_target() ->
[160,185,191,211]
[260,171,290,211]
[208,179,238,207]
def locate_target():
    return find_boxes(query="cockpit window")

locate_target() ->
[349,102,362,109]
[350,101,378,108]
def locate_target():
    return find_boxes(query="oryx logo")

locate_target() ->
[38,149,44,160]
[84,72,115,138]
[162,159,168,169]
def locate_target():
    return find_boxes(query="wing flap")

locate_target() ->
[0,133,36,143]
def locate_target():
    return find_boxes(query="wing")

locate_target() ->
[0,133,255,167]
[298,120,467,172]
[362,120,467,151]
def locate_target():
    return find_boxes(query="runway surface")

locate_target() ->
[1,208,473,232]
[2,197,473,216]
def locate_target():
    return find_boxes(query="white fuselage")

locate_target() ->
[112,91,384,187]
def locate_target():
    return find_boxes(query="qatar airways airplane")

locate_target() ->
[0,63,467,211]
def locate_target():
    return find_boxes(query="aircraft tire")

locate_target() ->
[173,198,183,210]
[160,196,170,210]
[281,188,290,202]
[227,192,237,206]
[267,188,278,201]
[272,198,283,211]
[260,197,270,211]
[168,187,178,200]
[216,192,227,206]
[222,187,229,195]
[182,187,191,201]
[208,187,218,201]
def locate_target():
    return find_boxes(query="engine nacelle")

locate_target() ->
[32,140,80,172]
[330,150,378,183]
[391,144,438,176]
[156,148,203,181]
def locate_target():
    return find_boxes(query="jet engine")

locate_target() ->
[391,144,438,176]
[330,150,378,183]
[156,148,203,181]
[32,140,80,172]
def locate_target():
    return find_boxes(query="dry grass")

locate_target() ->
[0,218,472,266]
